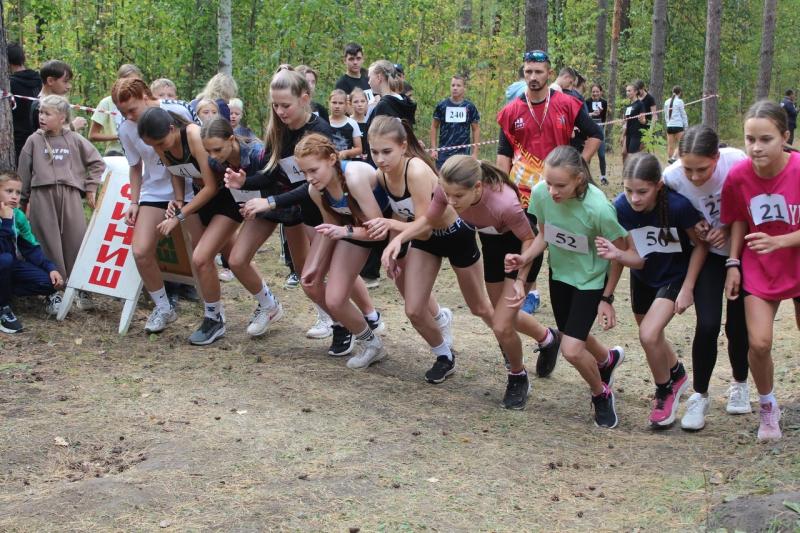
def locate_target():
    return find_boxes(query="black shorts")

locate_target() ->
[344,236,389,250]
[259,206,303,226]
[409,218,480,269]
[196,187,244,226]
[301,199,323,227]
[630,275,683,315]
[549,274,603,341]
[478,212,540,284]
[138,201,169,210]
[626,134,642,154]
[666,126,684,135]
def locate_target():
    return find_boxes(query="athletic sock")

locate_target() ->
[431,341,453,360]
[509,368,527,377]
[656,381,672,396]
[537,328,553,347]
[149,287,171,311]
[204,301,223,320]
[433,305,444,322]
[254,282,276,309]
[669,361,686,382]
[598,352,611,368]
[759,391,777,407]
[363,310,379,322]
[355,327,374,342]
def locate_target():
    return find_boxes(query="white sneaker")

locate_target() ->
[306,309,333,339]
[218,268,235,282]
[436,307,454,347]
[214,254,224,267]
[346,336,388,369]
[246,300,284,337]
[45,292,63,316]
[145,306,178,333]
[75,291,95,311]
[681,393,709,431]
[363,277,380,289]
[726,381,752,414]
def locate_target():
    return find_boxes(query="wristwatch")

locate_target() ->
[345,224,354,238]
[600,294,614,304]
[175,208,186,223]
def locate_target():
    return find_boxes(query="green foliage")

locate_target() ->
[3,0,799,151]
[640,121,666,153]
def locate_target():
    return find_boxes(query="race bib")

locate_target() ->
[445,106,467,123]
[544,223,589,254]
[279,156,306,184]
[630,226,682,256]
[624,106,633,117]
[592,101,603,113]
[476,226,501,235]
[699,193,722,225]
[229,189,261,204]
[167,163,202,180]
[750,193,790,225]
[363,89,376,104]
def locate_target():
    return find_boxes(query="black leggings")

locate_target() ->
[692,253,749,393]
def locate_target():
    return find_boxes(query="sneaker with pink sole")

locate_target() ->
[649,374,689,428]
[757,403,782,442]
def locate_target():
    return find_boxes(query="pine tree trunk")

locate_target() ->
[606,0,623,149]
[649,0,667,107]
[0,0,16,171]
[595,0,608,76]
[525,0,548,51]
[756,0,777,100]
[460,0,473,31]
[217,0,233,75]
[702,0,722,129]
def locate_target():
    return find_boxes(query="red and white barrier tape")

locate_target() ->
[0,90,119,115]
[597,93,718,126]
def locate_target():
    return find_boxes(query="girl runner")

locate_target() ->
[111,78,203,334]
[228,69,377,355]
[295,133,389,368]
[664,86,688,163]
[722,100,800,442]
[596,152,709,428]
[662,125,750,430]
[327,89,363,160]
[507,146,627,427]
[385,155,562,406]
[586,84,608,185]
[361,116,457,380]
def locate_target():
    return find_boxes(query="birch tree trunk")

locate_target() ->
[218,0,233,75]
[0,0,16,170]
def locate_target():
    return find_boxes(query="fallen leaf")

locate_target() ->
[74,338,83,346]
[427,477,439,483]
[54,436,69,447]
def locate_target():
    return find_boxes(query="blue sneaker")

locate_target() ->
[521,291,540,314]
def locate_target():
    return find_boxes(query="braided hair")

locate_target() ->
[622,152,677,243]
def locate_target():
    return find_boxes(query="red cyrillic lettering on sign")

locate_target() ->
[104,222,134,246]
[89,265,121,288]
[121,184,131,200]
[96,243,129,268]
[111,201,126,221]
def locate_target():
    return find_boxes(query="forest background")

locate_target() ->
[2,0,800,156]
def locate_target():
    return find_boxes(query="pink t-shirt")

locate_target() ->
[428,183,533,241]
[720,152,800,300]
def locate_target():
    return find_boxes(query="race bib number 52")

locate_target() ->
[750,193,790,225]
[544,223,589,254]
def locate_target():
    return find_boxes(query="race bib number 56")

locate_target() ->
[630,226,682,256]
[544,223,589,254]
[750,193,789,225]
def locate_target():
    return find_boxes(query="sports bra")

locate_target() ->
[381,158,416,221]
[322,161,390,218]
[163,127,203,182]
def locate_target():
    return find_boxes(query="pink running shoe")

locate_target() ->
[757,403,782,442]
[649,375,689,428]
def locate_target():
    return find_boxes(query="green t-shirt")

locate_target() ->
[91,95,123,154]
[529,182,627,290]
[13,207,39,246]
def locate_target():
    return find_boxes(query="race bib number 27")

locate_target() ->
[544,223,589,254]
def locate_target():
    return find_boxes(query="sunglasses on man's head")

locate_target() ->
[523,50,549,63]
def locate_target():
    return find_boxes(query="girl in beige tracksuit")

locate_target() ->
[18,95,105,281]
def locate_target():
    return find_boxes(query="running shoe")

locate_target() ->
[680,392,709,431]
[346,335,388,369]
[534,327,561,378]
[189,316,226,346]
[0,305,23,334]
[246,300,284,337]
[757,402,782,442]
[425,355,455,384]
[363,277,380,289]
[502,373,531,410]
[218,268,235,282]
[284,272,300,288]
[145,306,177,334]
[649,374,688,428]
[44,292,63,316]
[521,291,540,314]
[726,381,752,414]
[328,325,355,356]
[306,310,333,339]
[592,387,618,428]
[599,346,625,386]
[366,311,386,335]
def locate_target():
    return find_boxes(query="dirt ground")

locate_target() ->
[1,153,799,532]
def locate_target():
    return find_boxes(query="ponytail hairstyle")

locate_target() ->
[111,78,154,106]
[294,133,368,225]
[263,69,311,172]
[668,85,681,120]
[745,99,789,135]
[196,72,238,102]
[368,60,404,94]
[544,145,595,200]
[38,95,72,162]
[201,115,252,148]
[440,155,520,198]
[137,106,191,141]
[367,115,437,173]
[623,152,677,243]
[678,125,720,158]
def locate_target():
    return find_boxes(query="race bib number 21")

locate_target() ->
[750,193,789,225]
